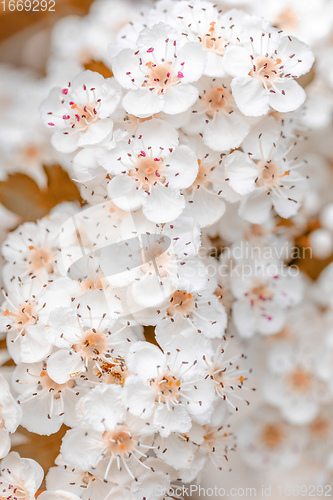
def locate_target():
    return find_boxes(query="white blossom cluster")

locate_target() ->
[2,0,333,497]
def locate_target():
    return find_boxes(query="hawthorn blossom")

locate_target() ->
[97,118,198,222]
[61,384,155,482]
[124,340,215,437]
[40,70,121,153]
[12,361,85,436]
[262,340,330,424]
[1,203,78,284]
[225,117,308,223]
[171,3,249,78]
[183,76,251,152]
[151,275,228,341]
[0,276,74,364]
[0,452,43,500]
[237,406,308,470]
[111,23,206,117]
[46,290,142,384]
[230,255,304,338]
[223,17,314,116]
[203,336,253,411]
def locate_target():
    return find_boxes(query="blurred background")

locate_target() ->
[1,1,333,498]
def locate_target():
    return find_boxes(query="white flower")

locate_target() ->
[237,406,308,470]
[0,451,43,500]
[97,118,198,222]
[185,401,234,473]
[40,70,121,153]
[171,3,249,78]
[111,23,206,117]
[263,340,329,424]
[203,336,253,411]
[151,275,228,340]
[1,203,78,284]
[183,76,252,152]
[225,117,308,223]
[0,277,73,364]
[230,255,303,338]
[124,340,215,437]
[61,384,155,483]
[223,16,314,116]
[12,361,84,436]
[0,374,22,459]
[46,290,142,384]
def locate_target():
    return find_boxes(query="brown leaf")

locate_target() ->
[0,164,82,222]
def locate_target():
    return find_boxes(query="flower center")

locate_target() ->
[260,423,285,449]
[274,7,299,32]
[203,87,231,118]
[103,425,135,457]
[167,290,195,317]
[151,373,182,403]
[310,416,330,439]
[28,246,54,273]
[39,369,75,399]
[250,56,283,87]
[143,61,182,95]
[80,274,107,293]
[287,368,311,393]
[256,160,290,191]
[246,281,274,308]
[72,330,107,359]
[62,99,99,132]
[201,22,227,55]
[4,302,38,331]
[94,358,128,386]
[130,155,165,192]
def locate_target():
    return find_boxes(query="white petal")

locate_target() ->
[131,274,172,307]
[107,175,145,211]
[136,118,179,157]
[223,45,252,76]
[278,36,314,77]
[77,119,113,147]
[166,145,198,189]
[123,375,155,417]
[163,85,199,115]
[175,42,206,83]
[143,185,185,223]
[225,151,257,195]
[231,76,269,117]
[112,48,145,89]
[51,130,80,154]
[123,89,165,118]
[204,111,251,152]
[153,404,192,438]
[0,429,10,459]
[238,190,272,223]
[127,342,166,380]
[232,300,257,338]
[47,350,85,384]
[61,428,103,469]
[269,80,306,113]
[154,433,196,470]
